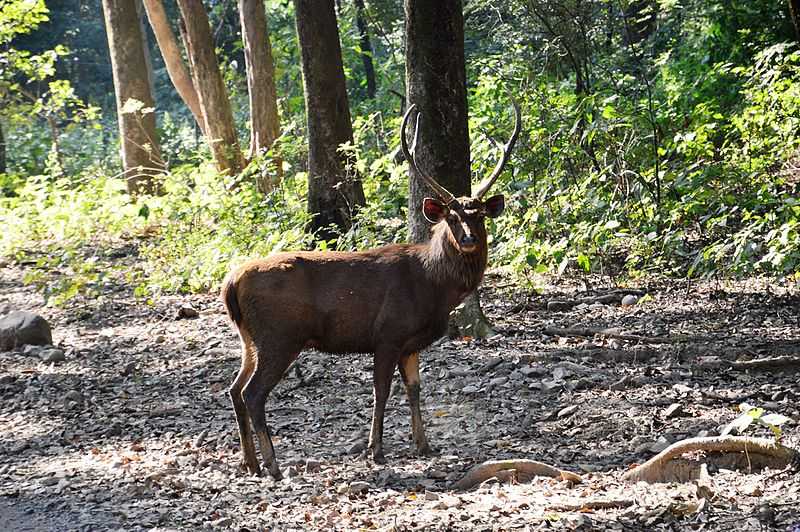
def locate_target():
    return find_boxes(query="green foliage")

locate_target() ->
[721,402,792,442]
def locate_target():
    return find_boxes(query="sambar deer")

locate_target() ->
[222,99,521,478]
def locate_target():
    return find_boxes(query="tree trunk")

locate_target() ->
[354,0,377,99]
[0,120,6,175]
[136,0,157,103]
[790,0,800,43]
[102,0,164,195]
[141,0,206,135]
[405,0,494,338]
[176,0,243,175]
[239,0,282,191]
[294,0,366,240]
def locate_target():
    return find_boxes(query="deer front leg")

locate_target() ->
[368,350,398,464]
[398,352,432,456]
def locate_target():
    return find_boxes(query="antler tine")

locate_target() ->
[475,96,522,199]
[401,104,456,204]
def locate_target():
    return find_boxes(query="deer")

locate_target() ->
[221,99,521,479]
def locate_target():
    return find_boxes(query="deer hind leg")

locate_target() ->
[368,348,400,464]
[229,339,260,475]
[242,339,299,480]
[398,352,432,456]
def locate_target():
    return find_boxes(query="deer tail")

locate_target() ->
[221,273,242,326]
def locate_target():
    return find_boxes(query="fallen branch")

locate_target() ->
[548,499,634,511]
[710,355,800,372]
[452,459,582,491]
[622,436,797,483]
[546,289,645,311]
[543,326,712,344]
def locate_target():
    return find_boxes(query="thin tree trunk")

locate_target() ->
[102,0,164,195]
[136,0,157,103]
[239,0,282,191]
[354,0,377,99]
[405,0,494,338]
[177,0,243,175]
[141,0,206,135]
[0,120,6,175]
[295,0,366,240]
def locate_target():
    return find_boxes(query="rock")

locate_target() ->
[488,376,508,388]
[348,481,371,495]
[663,403,684,419]
[22,344,43,357]
[621,294,639,306]
[462,385,480,394]
[649,436,672,453]
[557,405,578,418]
[305,459,321,473]
[64,390,83,403]
[347,441,365,455]
[424,491,440,501]
[176,305,199,319]
[519,365,547,377]
[0,311,53,351]
[40,348,66,363]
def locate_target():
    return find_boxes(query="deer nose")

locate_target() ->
[460,234,477,248]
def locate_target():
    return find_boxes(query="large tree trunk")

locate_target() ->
[176,0,243,175]
[295,0,366,240]
[790,0,800,43]
[405,0,494,338]
[102,0,164,195]
[239,0,282,192]
[354,0,377,99]
[141,0,206,135]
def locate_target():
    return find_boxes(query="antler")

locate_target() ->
[401,104,456,204]
[474,96,522,199]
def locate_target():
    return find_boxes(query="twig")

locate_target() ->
[543,326,712,344]
[548,499,634,511]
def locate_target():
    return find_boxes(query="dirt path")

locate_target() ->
[1,263,799,531]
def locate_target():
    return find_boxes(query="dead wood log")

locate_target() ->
[622,436,797,483]
[543,326,713,344]
[698,355,800,372]
[452,459,582,491]
[546,289,645,311]
[548,499,634,511]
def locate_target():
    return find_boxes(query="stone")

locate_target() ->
[462,385,480,394]
[348,481,371,495]
[621,294,639,306]
[64,390,83,403]
[0,311,53,351]
[305,459,321,473]
[424,491,440,501]
[557,405,578,418]
[663,403,684,419]
[176,305,199,319]
[40,348,66,363]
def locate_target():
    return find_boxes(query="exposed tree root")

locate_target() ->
[546,289,646,311]
[451,292,495,339]
[622,436,798,483]
[452,459,582,491]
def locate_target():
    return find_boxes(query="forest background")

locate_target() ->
[3,0,800,305]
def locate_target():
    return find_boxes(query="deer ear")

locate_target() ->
[422,197,448,223]
[484,195,505,218]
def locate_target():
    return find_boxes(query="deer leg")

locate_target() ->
[229,340,260,475]
[367,349,398,464]
[243,345,297,480]
[398,352,432,456]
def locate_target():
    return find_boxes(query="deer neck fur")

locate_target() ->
[417,221,487,298]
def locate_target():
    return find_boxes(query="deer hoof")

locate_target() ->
[240,459,262,477]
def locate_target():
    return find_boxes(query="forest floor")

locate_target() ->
[1,249,800,531]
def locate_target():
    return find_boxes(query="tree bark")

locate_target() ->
[354,0,377,99]
[141,0,206,135]
[294,0,366,240]
[102,0,164,195]
[0,120,6,175]
[405,0,494,338]
[176,0,243,175]
[790,0,800,43]
[239,0,282,191]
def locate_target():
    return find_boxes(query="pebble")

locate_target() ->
[176,305,199,319]
[424,491,440,501]
[64,390,83,403]
[557,405,578,418]
[462,385,480,394]
[621,294,639,306]
[348,481,371,494]
[40,348,66,363]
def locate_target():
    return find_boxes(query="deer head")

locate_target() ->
[401,97,521,255]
